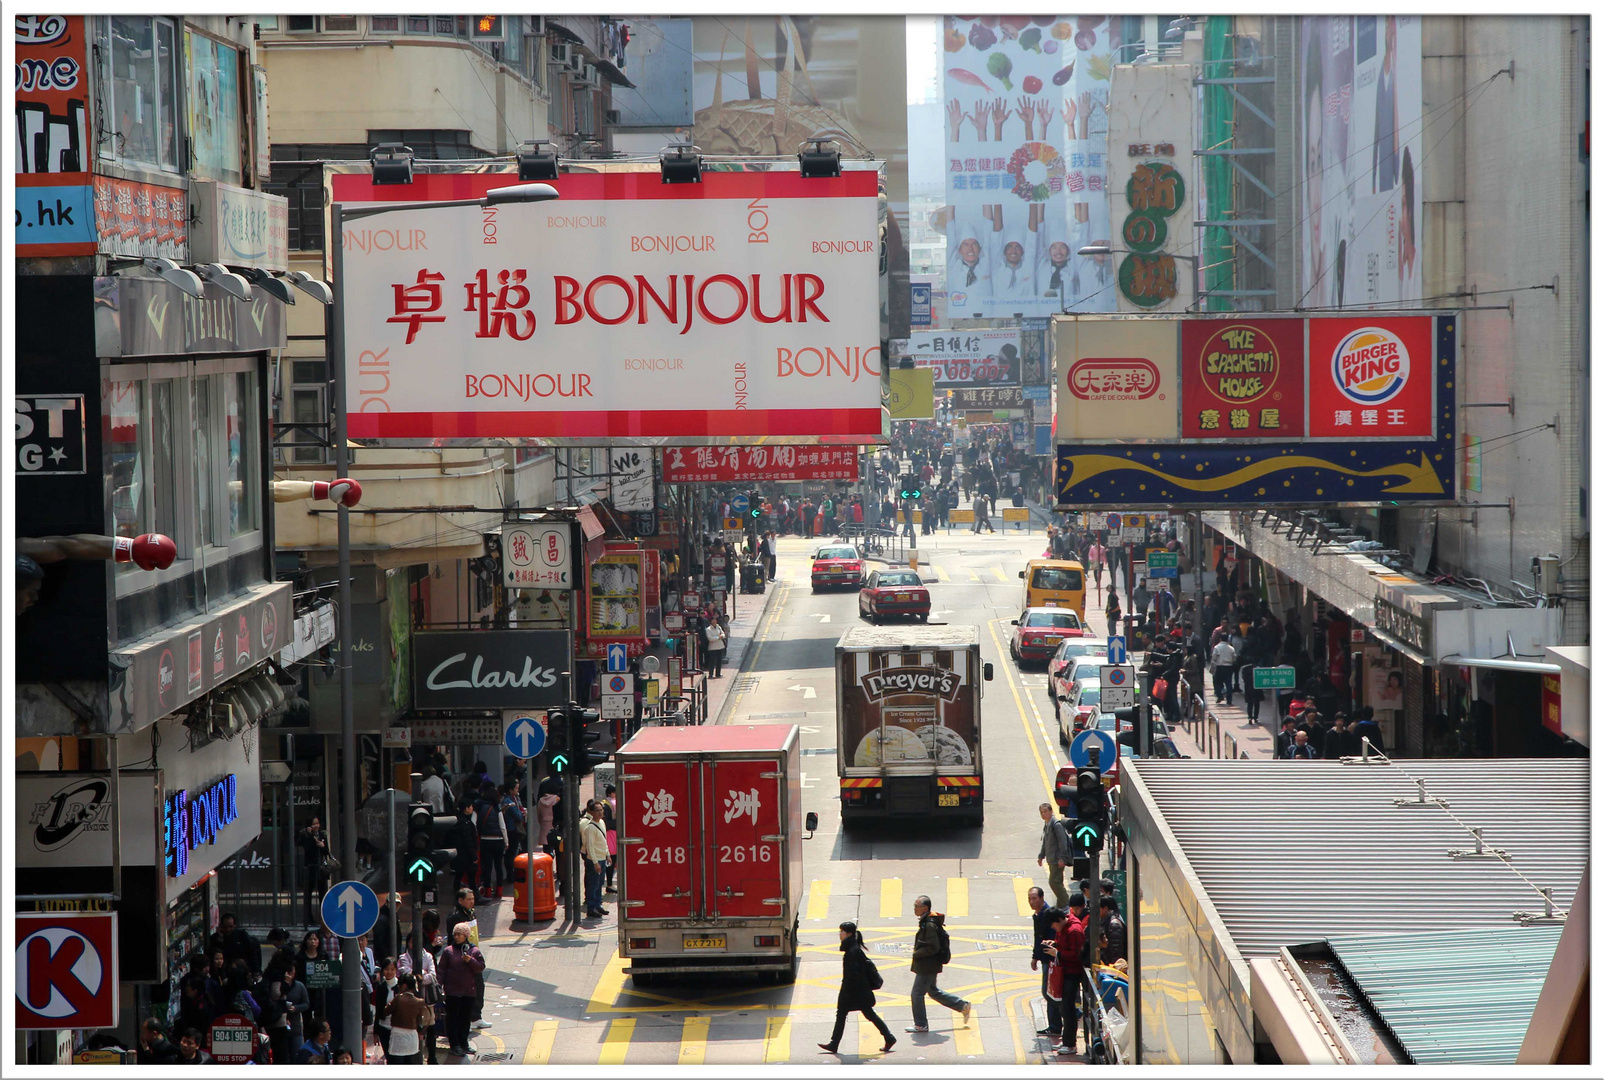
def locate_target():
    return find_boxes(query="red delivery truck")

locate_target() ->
[836,624,993,828]
[615,724,809,986]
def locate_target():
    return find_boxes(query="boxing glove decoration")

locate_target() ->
[312,478,363,507]
[113,533,178,571]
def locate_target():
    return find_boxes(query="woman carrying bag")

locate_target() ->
[380,974,430,1065]
[1105,592,1123,641]
[818,921,895,1056]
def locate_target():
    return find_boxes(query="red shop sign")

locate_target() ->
[1307,316,1435,438]
[661,445,860,484]
[1180,319,1305,438]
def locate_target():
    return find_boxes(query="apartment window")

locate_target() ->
[194,376,219,547]
[407,15,431,34]
[97,16,182,172]
[371,16,401,34]
[149,380,179,541]
[264,143,366,251]
[286,15,315,33]
[322,15,359,33]
[106,379,145,573]
[228,372,260,538]
[287,358,329,465]
[367,129,488,160]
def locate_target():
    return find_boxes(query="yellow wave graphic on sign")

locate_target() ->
[1062,451,1445,495]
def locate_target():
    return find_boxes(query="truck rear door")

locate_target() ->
[702,757,785,920]
[619,759,698,920]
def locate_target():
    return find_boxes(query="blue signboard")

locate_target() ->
[1070,728,1119,774]
[321,880,380,939]
[1107,636,1127,664]
[1034,424,1052,457]
[606,643,628,673]
[504,715,547,759]
[15,184,96,253]
[910,282,933,328]
[729,494,749,516]
[1055,316,1457,507]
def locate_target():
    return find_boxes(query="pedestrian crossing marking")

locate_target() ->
[600,1018,636,1065]
[879,877,903,918]
[992,565,1008,582]
[1012,876,1034,917]
[522,1020,559,1065]
[955,1017,985,1058]
[679,1016,710,1065]
[763,1017,792,1063]
[807,879,832,920]
[932,564,950,581]
[859,1016,883,1056]
[946,876,969,917]
[969,571,982,582]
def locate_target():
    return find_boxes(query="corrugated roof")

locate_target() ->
[1127,759,1587,962]
[1325,925,1565,1065]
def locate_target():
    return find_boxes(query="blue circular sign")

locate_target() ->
[504,716,547,760]
[321,880,379,939]
[1070,728,1119,775]
[1105,667,1128,686]
[731,494,750,514]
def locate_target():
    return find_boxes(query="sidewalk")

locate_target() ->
[706,572,783,725]
[1164,686,1279,760]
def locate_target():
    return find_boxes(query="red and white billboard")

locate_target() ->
[330,170,883,445]
[1180,318,1305,439]
[16,912,119,1030]
[1307,316,1434,438]
[661,445,860,483]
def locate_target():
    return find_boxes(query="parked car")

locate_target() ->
[810,545,864,592]
[858,569,931,622]
[1059,677,1107,745]
[1009,607,1091,666]
[1051,654,1108,721]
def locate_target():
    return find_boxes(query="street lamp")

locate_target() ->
[327,179,560,1044]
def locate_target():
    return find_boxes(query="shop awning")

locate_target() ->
[1439,655,1561,675]
[1370,625,1435,668]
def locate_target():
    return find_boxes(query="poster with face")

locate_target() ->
[942,16,1118,318]
[1300,17,1423,309]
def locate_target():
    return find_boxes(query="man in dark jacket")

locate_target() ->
[1027,887,1064,1041]
[210,912,261,974]
[1099,896,1128,963]
[1323,713,1356,759]
[1036,803,1073,908]
[907,895,971,1033]
[136,1019,180,1065]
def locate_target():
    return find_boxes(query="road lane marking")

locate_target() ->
[984,619,1055,801]
[585,953,631,1012]
[859,1015,883,1056]
[763,1017,792,1063]
[932,564,950,581]
[727,581,790,722]
[807,879,832,920]
[955,1017,985,1058]
[679,1016,710,1064]
[600,1018,635,1065]
[522,1021,558,1065]
[1013,876,1034,917]
[880,877,903,918]
[946,876,969,917]
[992,566,1008,582]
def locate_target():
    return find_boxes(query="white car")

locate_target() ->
[1059,677,1109,746]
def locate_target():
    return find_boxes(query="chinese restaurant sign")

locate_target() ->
[661,446,859,483]
[330,169,882,445]
[1055,313,1457,507]
[903,330,1021,387]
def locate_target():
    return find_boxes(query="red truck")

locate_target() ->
[615,724,810,986]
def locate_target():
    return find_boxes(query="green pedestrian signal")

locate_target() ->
[408,857,434,884]
[1073,822,1101,848]
[550,752,570,774]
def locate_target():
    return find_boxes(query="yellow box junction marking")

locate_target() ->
[1013,875,1034,917]
[599,1018,636,1065]
[678,1016,710,1065]
[879,876,903,918]
[522,1020,558,1065]
[806,879,831,920]
[763,1017,792,1063]
[947,876,970,918]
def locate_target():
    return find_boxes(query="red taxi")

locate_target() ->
[810,544,864,592]
[858,569,930,622]
[1008,607,1090,666]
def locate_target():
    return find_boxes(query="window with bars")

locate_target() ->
[366,130,489,160]
[262,143,364,251]
[371,15,401,33]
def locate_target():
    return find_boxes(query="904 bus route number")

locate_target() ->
[718,843,773,863]
[634,846,687,865]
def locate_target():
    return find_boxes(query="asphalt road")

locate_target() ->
[466,527,1129,1067]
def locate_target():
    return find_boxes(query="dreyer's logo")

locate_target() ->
[27,777,112,852]
[860,665,962,702]
[1067,357,1162,401]
[1331,327,1410,405]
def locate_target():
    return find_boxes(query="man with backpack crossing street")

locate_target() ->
[906,895,972,1033]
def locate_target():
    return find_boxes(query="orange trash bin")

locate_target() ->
[513,851,557,920]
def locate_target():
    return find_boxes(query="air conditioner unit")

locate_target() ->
[583,65,602,89]
[566,51,585,74]
[550,42,572,66]
[605,108,621,125]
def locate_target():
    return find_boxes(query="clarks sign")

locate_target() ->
[412,630,570,711]
[860,665,962,702]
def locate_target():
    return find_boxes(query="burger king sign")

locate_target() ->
[1307,316,1434,438]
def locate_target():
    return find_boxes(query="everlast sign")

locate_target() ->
[98,275,287,358]
[860,665,963,703]
[413,629,570,711]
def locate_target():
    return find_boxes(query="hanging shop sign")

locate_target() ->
[93,175,188,261]
[15,15,96,257]
[16,912,120,1030]
[586,550,647,644]
[412,630,570,711]
[661,445,859,483]
[903,330,1021,387]
[188,180,289,271]
[888,367,936,420]
[98,275,288,358]
[951,386,1025,410]
[609,447,656,513]
[15,393,87,474]
[330,169,883,445]
[503,522,575,590]
[1054,313,1456,506]
[1107,59,1196,312]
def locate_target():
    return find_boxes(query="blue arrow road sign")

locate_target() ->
[322,880,379,939]
[505,716,547,760]
[1070,728,1119,774]
[606,643,628,673]
[1107,636,1127,664]
[730,494,750,515]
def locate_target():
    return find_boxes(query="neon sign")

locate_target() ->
[163,774,239,878]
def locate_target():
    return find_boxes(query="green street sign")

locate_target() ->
[1253,666,1297,690]
[408,857,434,884]
[1147,551,1179,569]
[304,959,342,990]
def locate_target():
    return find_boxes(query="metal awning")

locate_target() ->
[1439,655,1560,675]
[1369,625,1435,667]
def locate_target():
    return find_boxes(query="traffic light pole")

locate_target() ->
[525,752,537,921]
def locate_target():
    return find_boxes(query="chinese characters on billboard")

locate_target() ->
[1180,319,1305,439]
[661,446,859,484]
[904,329,1021,387]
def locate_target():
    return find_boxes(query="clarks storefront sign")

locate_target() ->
[412,630,570,711]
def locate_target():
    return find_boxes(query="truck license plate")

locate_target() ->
[937,793,960,807]
[684,936,727,949]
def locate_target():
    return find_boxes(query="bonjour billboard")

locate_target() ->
[1054,313,1457,506]
[330,169,883,445]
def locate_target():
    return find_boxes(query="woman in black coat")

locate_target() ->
[818,922,895,1055]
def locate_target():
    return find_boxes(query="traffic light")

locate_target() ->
[1072,759,1106,852]
[569,706,607,779]
[546,708,571,775]
[407,802,433,857]
[899,475,922,501]
[749,491,763,522]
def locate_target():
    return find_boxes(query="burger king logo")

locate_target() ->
[1331,326,1410,405]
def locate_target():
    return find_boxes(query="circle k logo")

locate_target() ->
[1332,326,1410,405]
[17,927,104,1019]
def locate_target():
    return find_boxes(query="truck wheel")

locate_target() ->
[774,940,800,985]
